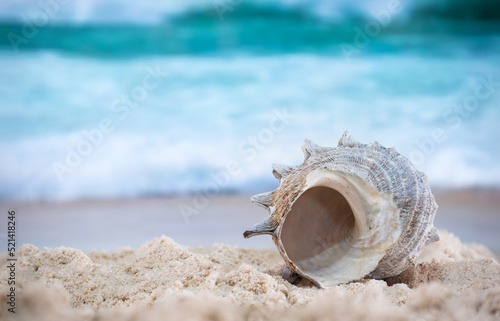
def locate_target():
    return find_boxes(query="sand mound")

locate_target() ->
[1,230,499,321]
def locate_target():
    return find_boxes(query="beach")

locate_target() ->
[1,0,500,320]
[1,188,499,320]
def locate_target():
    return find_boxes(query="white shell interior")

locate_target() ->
[279,168,402,287]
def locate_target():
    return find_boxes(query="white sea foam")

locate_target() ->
[0,52,499,200]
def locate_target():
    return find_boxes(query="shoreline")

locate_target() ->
[0,188,499,253]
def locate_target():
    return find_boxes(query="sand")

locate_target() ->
[1,230,499,321]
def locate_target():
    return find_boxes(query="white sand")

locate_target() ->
[1,230,499,321]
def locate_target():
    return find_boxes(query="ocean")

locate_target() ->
[1,0,500,201]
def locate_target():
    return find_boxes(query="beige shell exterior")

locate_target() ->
[244,131,439,288]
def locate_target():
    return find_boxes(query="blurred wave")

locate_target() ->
[411,0,500,22]
[1,0,500,201]
[1,53,500,201]
[1,0,499,56]
[1,0,499,24]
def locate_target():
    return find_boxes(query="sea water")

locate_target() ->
[0,0,499,201]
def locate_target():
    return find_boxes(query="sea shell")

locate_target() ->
[244,131,439,288]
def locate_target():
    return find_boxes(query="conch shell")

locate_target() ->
[244,131,439,288]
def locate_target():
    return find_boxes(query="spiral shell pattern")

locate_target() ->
[244,131,439,287]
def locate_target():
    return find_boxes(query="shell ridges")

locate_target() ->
[245,131,439,288]
[387,147,399,157]
[417,170,429,183]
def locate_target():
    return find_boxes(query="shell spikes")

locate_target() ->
[272,163,294,182]
[250,191,274,210]
[245,131,439,288]
[243,217,277,238]
[337,130,364,148]
[302,139,332,160]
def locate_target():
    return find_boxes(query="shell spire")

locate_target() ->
[245,130,439,288]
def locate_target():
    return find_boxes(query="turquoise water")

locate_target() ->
[1,0,500,201]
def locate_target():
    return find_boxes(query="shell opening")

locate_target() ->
[281,186,357,279]
[278,167,401,286]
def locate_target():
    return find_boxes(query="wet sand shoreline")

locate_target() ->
[1,188,499,253]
